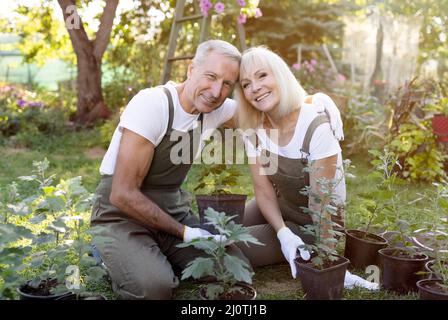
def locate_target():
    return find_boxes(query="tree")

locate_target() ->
[57,0,118,124]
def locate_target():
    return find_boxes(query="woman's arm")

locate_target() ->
[248,157,286,232]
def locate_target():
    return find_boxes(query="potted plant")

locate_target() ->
[429,97,448,143]
[14,159,109,300]
[344,150,396,270]
[177,207,263,300]
[194,163,247,226]
[417,227,448,300]
[294,162,349,300]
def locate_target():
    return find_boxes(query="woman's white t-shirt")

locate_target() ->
[99,81,237,175]
[245,95,346,204]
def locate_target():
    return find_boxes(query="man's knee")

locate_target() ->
[115,272,178,300]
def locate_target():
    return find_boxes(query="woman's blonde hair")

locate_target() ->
[235,46,307,130]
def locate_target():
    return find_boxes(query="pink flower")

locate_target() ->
[237,13,247,24]
[200,0,213,16]
[237,0,246,6]
[310,59,317,66]
[255,8,263,18]
[214,2,225,14]
[336,74,346,83]
[292,63,301,70]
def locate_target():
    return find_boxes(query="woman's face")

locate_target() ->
[240,66,279,113]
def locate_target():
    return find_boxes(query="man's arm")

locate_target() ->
[109,128,185,238]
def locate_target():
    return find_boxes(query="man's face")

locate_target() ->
[185,51,239,113]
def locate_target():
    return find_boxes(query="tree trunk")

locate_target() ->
[58,0,118,125]
[76,47,109,124]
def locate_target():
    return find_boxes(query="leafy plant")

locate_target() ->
[0,159,110,298]
[387,123,446,182]
[177,208,263,299]
[194,164,243,195]
[0,182,33,299]
[425,97,448,117]
[342,93,387,156]
[298,160,348,269]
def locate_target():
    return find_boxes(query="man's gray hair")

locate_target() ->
[193,40,241,65]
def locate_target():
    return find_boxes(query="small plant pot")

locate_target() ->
[425,260,448,280]
[17,279,72,300]
[196,194,247,226]
[344,229,388,270]
[199,282,257,300]
[295,255,349,300]
[432,114,448,143]
[379,247,429,294]
[417,279,448,300]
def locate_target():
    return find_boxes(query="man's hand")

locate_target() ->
[312,93,344,141]
[183,226,227,243]
[277,227,311,278]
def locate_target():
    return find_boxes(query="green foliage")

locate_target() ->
[349,149,404,236]
[342,93,388,156]
[425,97,448,117]
[298,160,349,269]
[0,159,110,299]
[194,164,243,195]
[99,112,120,149]
[0,84,69,148]
[245,0,354,65]
[177,208,263,299]
[387,123,446,182]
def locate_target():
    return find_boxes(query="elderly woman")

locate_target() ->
[235,46,377,290]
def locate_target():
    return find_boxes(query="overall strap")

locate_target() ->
[161,86,175,136]
[300,114,330,160]
[161,86,204,135]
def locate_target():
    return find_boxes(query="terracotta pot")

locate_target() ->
[295,255,349,300]
[344,229,388,270]
[199,282,256,300]
[432,114,448,143]
[196,194,247,226]
[379,247,429,294]
[417,279,448,300]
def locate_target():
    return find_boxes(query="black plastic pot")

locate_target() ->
[417,279,448,300]
[379,247,429,294]
[196,194,247,225]
[17,279,72,300]
[199,282,256,300]
[295,255,349,300]
[344,229,388,270]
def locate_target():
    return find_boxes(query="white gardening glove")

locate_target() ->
[312,93,344,141]
[344,270,379,290]
[183,226,227,243]
[277,227,311,278]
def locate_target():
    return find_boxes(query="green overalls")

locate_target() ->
[237,114,345,267]
[90,87,251,299]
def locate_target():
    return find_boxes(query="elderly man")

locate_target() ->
[90,40,249,299]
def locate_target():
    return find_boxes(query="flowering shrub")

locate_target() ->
[0,84,68,142]
[199,0,262,24]
[291,59,347,94]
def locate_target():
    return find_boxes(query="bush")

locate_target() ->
[0,84,70,143]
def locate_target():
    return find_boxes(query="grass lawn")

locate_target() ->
[0,128,441,300]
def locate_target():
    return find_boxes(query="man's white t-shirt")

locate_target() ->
[99,81,236,175]
[245,94,346,204]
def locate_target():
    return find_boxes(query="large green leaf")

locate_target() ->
[223,255,252,284]
[181,257,214,280]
